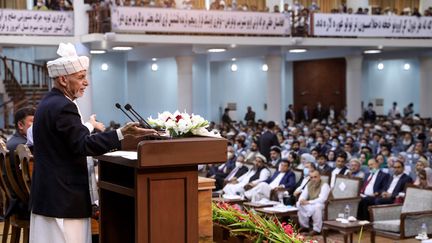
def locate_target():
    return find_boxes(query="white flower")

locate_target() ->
[148,111,215,138]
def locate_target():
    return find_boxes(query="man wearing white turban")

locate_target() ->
[29,43,158,243]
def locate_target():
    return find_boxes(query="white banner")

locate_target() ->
[0,9,73,36]
[313,13,432,37]
[111,7,291,35]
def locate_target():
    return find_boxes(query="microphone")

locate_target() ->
[115,103,136,123]
[124,103,152,129]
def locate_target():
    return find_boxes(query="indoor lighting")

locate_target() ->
[151,63,158,71]
[230,63,238,72]
[90,50,106,54]
[289,49,307,53]
[101,63,109,71]
[152,58,157,61]
[231,58,236,61]
[112,46,133,51]
[262,64,268,72]
[377,62,384,70]
[403,63,411,70]
[207,48,226,53]
[364,49,381,54]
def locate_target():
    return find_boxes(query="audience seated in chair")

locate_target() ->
[316,153,332,175]
[357,159,390,220]
[296,170,331,235]
[375,160,412,205]
[330,152,349,188]
[291,161,317,201]
[208,145,236,178]
[222,154,270,196]
[215,154,249,190]
[414,168,432,189]
[244,159,295,201]
[347,158,366,180]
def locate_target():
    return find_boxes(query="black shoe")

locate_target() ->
[308,230,320,236]
[298,227,309,233]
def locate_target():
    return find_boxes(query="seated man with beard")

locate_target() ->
[244,159,295,201]
[296,170,331,236]
[222,154,271,196]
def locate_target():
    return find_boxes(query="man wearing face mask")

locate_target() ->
[215,155,249,190]
[208,145,236,178]
[296,170,330,235]
[357,159,390,220]
[292,162,316,198]
[30,43,158,243]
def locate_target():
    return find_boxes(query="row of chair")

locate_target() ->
[0,142,33,243]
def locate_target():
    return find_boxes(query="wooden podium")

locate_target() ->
[96,137,226,243]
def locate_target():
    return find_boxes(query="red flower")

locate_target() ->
[282,222,294,236]
[175,114,183,122]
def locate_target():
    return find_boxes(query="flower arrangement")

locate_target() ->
[147,111,221,138]
[212,202,316,243]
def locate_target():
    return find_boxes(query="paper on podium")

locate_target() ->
[104,151,138,160]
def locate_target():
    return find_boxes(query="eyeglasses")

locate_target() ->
[310,176,319,179]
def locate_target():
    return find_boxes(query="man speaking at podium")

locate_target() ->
[29,43,157,243]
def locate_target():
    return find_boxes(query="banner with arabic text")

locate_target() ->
[111,7,291,35]
[313,13,432,37]
[0,9,73,36]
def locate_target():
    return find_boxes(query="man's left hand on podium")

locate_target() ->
[121,122,159,137]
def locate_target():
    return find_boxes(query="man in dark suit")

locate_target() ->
[216,154,249,190]
[316,154,332,175]
[4,107,35,220]
[6,107,35,153]
[375,160,412,205]
[29,43,157,243]
[297,104,310,122]
[357,159,390,220]
[258,121,280,161]
[285,104,296,123]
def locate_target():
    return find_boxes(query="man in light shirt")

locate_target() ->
[296,170,330,235]
[375,160,412,205]
[330,152,349,187]
[244,159,295,201]
[222,154,270,196]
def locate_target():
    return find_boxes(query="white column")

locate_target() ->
[345,55,363,123]
[76,44,93,122]
[266,55,282,123]
[73,0,92,36]
[346,0,369,10]
[420,56,432,118]
[176,56,194,113]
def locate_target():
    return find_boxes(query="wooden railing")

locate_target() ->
[0,56,49,130]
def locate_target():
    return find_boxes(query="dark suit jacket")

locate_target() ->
[364,170,390,194]
[30,88,121,218]
[285,109,295,122]
[265,171,296,191]
[384,173,413,199]
[258,131,280,161]
[318,164,333,174]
